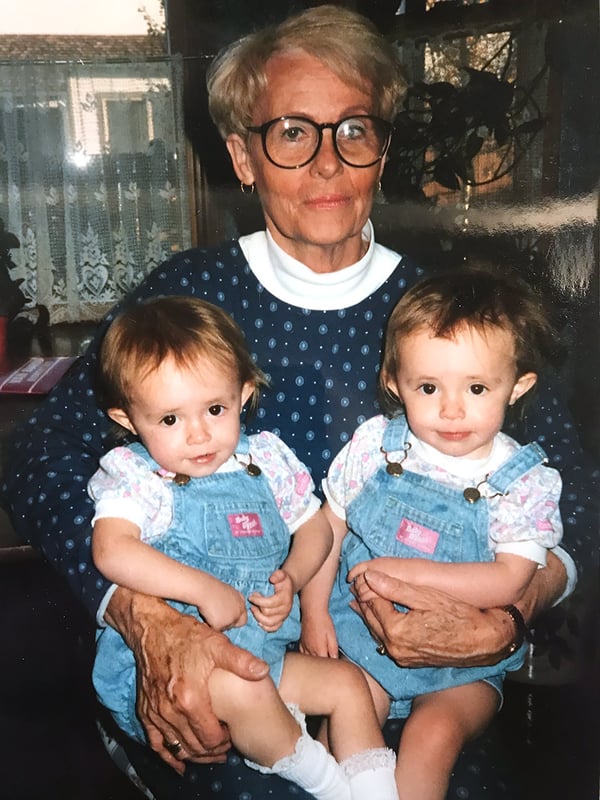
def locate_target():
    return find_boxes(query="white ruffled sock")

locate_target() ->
[341,747,399,800]
[245,704,351,800]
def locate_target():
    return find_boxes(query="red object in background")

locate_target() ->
[0,355,77,395]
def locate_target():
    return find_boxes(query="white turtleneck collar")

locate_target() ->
[408,431,512,481]
[238,221,400,311]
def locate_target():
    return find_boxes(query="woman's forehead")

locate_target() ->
[259,51,374,119]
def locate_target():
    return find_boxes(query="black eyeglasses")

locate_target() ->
[246,115,393,169]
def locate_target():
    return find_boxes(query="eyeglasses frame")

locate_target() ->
[245,114,394,170]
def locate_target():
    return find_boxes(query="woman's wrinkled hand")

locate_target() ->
[351,570,512,668]
[107,589,269,773]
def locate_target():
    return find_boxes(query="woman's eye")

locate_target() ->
[341,121,367,140]
[419,383,437,395]
[470,384,487,395]
[208,404,225,416]
[160,414,177,426]
[281,125,305,142]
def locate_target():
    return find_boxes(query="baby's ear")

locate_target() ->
[509,372,537,406]
[383,373,403,404]
[107,407,137,435]
[381,369,397,396]
[240,381,255,411]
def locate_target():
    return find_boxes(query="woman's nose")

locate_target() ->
[309,130,343,177]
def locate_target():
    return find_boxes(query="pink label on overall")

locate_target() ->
[228,512,264,538]
[396,518,439,554]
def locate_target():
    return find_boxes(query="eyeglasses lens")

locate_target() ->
[335,117,388,166]
[264,117,389,168]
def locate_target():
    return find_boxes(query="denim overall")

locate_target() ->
[93,435,301,743]
[329,416,544,719]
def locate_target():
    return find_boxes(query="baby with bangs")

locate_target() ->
[90,295,399,800]
[302,266,563,800]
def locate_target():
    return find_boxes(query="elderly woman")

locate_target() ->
[3,6,592,800]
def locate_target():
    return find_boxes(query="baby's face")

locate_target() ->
[386,323,536,460]
[120,354,253,477]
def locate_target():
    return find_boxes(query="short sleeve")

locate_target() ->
[88,447,173,541]
[323,415,388,519]
[250,431,321,531]
[489,463,563,565]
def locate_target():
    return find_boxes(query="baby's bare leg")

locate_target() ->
[314,659,392,749]
[361,668,393,726]
[210,654,397,799]
[396,681,499,800]
[208,667,300,767]
[280,653,398,800]
[210,661,359,800]
[279,652,386,760]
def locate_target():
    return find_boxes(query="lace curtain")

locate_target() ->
[0,57,191,323]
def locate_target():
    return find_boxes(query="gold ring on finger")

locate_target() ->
[163,738,183,757]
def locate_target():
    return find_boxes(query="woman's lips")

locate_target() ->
[305,194,349,209]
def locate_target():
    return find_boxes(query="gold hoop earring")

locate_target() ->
[240,181,255,194]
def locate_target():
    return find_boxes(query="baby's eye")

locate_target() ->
[160,414,177,426]
[469,384,487,395]
[418,383,437,395]
[208,404,225,416]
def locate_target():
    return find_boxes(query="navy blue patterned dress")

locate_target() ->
[2,238,598,799]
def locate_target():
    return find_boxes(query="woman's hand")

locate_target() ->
[351,552,567,668]
[350,570,514,668]
[248,568,294,632]
[105,587,269,773]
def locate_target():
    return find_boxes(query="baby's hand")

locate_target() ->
[300,613,339,658]
[348,557,409,584]
[198,579,247,631]
[349,557,434,604]
[249,569,294,632]
[348,558,406,602]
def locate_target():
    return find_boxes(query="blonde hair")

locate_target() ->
[379,267,558,416]
[207,5,406,140]
[99,296,268,416]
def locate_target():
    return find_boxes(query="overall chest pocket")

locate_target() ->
[348,493,468,563]
[201,499,290,563]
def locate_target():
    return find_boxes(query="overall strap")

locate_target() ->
[487,441,548,494]
[381,415,410,453]
[129,440,156,467]
[235,432,251,456]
